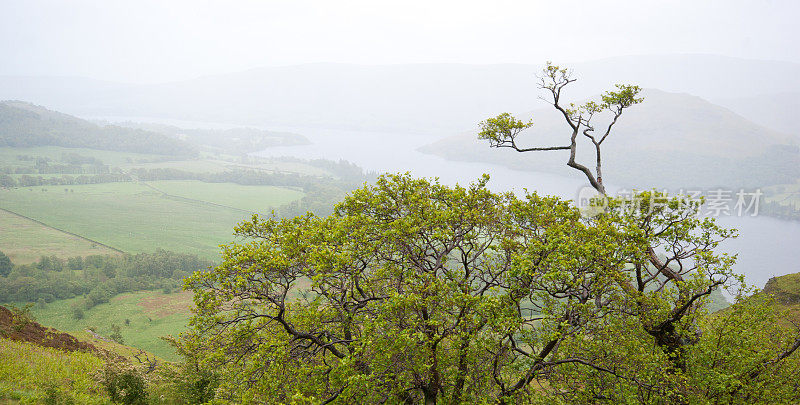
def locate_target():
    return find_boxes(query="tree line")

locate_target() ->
[0,249,213,307]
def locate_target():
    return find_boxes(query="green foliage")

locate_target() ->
[601,83,644,110]
[477,112,533,147]
[101,362,147,405]
[180,173,799,403]
[0,250,212,305]
[683,294,800,404]
[0,250,11,277]
[9,303,36,332]
[148,337,220,404]
[110,324,124,344]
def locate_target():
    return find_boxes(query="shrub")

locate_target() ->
[101,363,147,405]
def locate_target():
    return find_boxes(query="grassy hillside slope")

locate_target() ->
[31,290,194,361]
[763,272,800,323]
[0,338,110,404]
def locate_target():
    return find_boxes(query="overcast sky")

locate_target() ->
[1,0,798,83]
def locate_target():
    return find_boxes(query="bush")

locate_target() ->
[9,303,35,332]
[42,384,75,405]
[101,364,147,405]
[0,250,11,277]
[109,324,124,344]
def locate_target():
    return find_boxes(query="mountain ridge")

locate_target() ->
[2,54,799,134]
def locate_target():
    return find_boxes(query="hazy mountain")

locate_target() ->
[0,101,194,155]
[715,92,800,137]
[570,55,800,101]
[418,89,800,189]
[1,55,799,134]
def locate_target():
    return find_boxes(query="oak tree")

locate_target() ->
[182,170,799,403]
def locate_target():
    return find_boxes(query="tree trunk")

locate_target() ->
[423,388,437,405]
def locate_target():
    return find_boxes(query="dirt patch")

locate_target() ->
[138,291,194,318]
[0,305,97,353]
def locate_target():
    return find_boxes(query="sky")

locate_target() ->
[1,0,798,83]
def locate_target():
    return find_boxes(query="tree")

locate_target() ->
[0,250,12,277]
[475,63,800,402]
[478,62,642,195]
[183,172,799,403]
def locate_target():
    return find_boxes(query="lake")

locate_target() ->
[256,126,800,291]
[92,116,800,291]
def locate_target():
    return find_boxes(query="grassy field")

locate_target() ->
[0,338,109,404]
[31,290,194,361]
[147,180,303,212]
[122,158,230,173]
[0,181,302,259]
[0,209,120,264]
[0,145,166,167]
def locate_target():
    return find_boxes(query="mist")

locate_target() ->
[3,1,800,401]
[2,0,800,83]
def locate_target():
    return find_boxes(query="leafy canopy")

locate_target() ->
[179,174,799,404]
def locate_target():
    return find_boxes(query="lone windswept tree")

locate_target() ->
[479,62,642,195]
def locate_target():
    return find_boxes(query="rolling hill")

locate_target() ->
[0,100,194,155]
[2,55,799,134]
[716,91,800,137]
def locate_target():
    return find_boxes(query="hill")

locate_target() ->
[0,100,194,155]
[764,273,800,306]
[0,305,99,353]
[0,304,166,403]
[1,55,799,133]
[747,272,800,326]
[419,89,800,189]
[716,91,800,137]
[108,121,311,154]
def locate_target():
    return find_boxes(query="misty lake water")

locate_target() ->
[259,126,800,291]
[95,117,800,290]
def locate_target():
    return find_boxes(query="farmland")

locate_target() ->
[0,208,119,264]
[0,181,302,259]
[30,290,194,361]
[0,140,372,366]
[0,145,332,259]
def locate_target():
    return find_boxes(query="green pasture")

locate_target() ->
[0,181,302,259]
[31,290,195,361]
[0,209,119,264]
